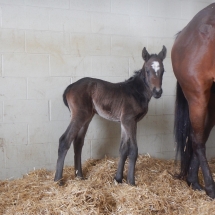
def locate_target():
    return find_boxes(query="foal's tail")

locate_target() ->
[174,82,193,179]
[63,86,70,110]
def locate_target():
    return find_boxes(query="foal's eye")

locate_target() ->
[146,70,150,75]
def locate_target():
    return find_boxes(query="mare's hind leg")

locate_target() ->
[187,90,215,192]
[187,154,202,190]
[188,93,215,198]
[115,119,138,185]
[73,117,93,179]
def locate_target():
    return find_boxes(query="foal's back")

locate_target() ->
[65,77,146,122]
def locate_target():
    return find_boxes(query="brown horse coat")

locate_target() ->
[172,3,215,198]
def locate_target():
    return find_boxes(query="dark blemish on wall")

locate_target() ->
[0,138,4,153]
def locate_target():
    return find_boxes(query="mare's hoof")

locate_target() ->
[205,184,215,199]
[206,190,215,199]
[187,181,203,191]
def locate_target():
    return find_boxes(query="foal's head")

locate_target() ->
[142,46,167,98]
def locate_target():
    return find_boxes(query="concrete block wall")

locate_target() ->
[0,0,214,179]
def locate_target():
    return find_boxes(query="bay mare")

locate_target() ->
[172,3,215,198]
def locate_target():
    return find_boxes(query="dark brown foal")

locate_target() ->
[55,46,167,185]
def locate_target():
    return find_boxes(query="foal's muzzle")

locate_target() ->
[153,88,163,99]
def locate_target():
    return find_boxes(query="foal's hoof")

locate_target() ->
[127,180,136,186]
[75,170,84,179]
[54,179,64,186]
[76,176,84,180]
[114,176,122,184]
[57,180,64,186]
[58,180,64,186]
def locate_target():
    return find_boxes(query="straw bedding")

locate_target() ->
[1,154,215,215]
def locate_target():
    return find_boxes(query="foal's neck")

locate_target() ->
[126,69,153,104]
[133,69,151,92]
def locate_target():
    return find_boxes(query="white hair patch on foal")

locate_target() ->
[151,61,160,76]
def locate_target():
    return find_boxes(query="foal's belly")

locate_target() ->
[93,102,121,122]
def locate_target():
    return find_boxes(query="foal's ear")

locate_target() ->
[158,45,167,61]
[142,47,150,62]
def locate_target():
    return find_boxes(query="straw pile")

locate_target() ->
[1,154,215,215]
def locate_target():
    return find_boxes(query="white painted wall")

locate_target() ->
[0,0,214,179]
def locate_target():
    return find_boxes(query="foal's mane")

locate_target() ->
[123,69,151,106]
[124,70,143,83]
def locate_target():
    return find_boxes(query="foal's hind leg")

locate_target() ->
[54,112,93,184]
[73,118,93,179]
[115,119,138,185]
[54,121,83,184]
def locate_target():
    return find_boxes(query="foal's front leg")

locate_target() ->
[115,120,138,185]
[115,138,129,183]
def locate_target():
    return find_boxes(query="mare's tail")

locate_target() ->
[174,82,193,179]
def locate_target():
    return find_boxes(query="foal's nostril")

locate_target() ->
[153,88,163,98]
[157,88,163,95]
[153,87,162,94]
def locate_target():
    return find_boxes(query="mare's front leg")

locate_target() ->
[189,95,215,198]
[115,119,138,185]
